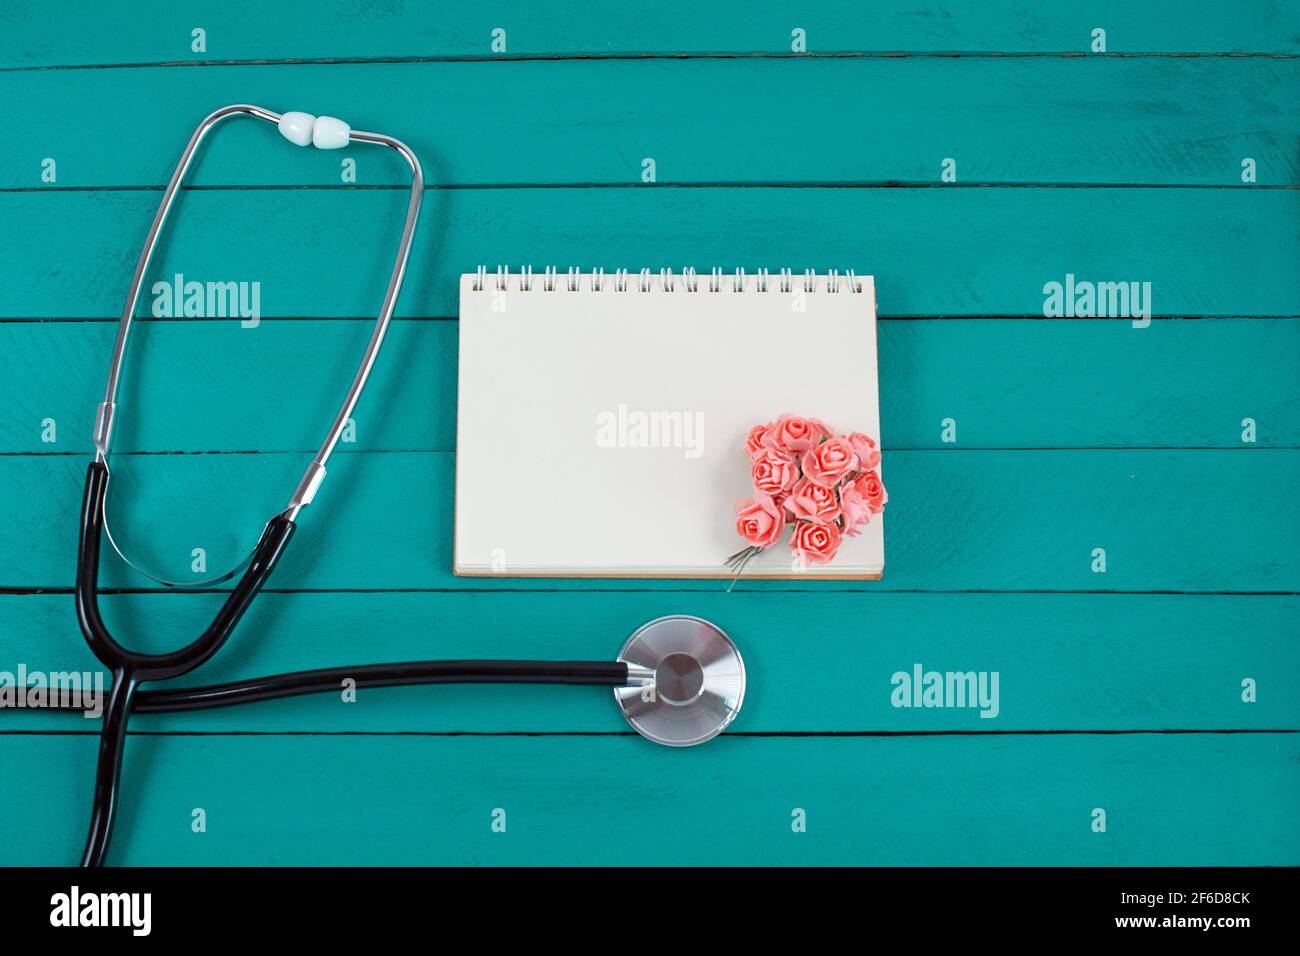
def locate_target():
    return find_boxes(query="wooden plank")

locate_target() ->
[3,188,1296,318]
[1,0,1294,68]
[2,318,1295,454]
[2,450,1295,591]
[4,58,1297,187]
[2,591,1293,732]
[2,733,1294,865]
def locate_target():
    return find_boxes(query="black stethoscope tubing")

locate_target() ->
[77,459,632,865]
[76,460,297,866]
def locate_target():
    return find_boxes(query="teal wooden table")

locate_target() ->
[1,2,1297,866]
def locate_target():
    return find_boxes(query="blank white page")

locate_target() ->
[455,271,883,578]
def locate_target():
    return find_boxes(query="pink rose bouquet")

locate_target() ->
[729,413,887,574]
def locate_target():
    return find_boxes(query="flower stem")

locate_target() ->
[725,545,765,592]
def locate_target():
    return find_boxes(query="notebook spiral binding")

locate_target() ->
[472,265,865,294]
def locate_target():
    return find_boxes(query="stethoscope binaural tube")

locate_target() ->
[95,103,424,586]
[75,104,424,867]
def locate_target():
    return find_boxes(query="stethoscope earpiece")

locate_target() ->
[615,616,746,747]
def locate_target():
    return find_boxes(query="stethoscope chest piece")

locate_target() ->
[615,615,746,747]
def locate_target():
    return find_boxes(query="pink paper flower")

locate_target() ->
[729,415,886,572]
[783,477,842,525]
[854,470,888,513]
[845,432,881,471]
[751,448,796,495]
[840,481,873,535]
[801,436,858,487]
[745,422,775,458]
[791,520,842,565]
[770,414,829,454]
[770,490,792,517]
[735,494,786,548]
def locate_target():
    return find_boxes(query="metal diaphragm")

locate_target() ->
[615,615,746,747]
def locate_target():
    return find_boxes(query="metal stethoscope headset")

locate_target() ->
[71,105,746,867]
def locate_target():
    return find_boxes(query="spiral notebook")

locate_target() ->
[454,268,884,579]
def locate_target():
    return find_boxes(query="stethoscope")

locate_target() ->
[71,105,746,867]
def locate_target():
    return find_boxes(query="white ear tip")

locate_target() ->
[312,115,350,149]
[277,111,316,147]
